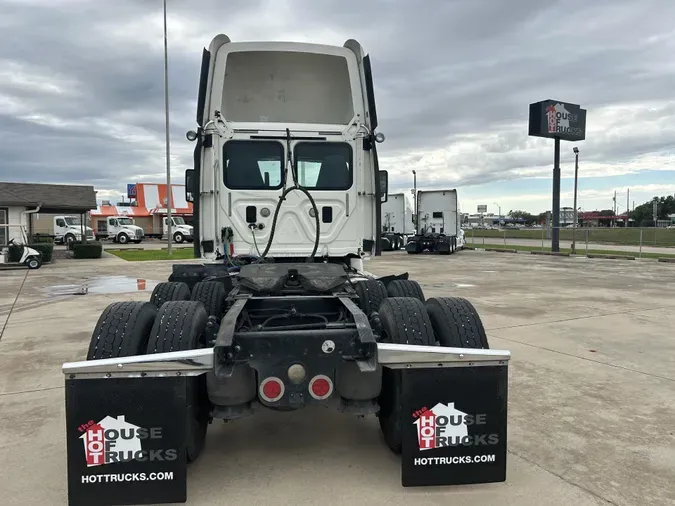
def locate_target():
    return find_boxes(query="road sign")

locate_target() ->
[528,100,587,142]
[477,205,487,213]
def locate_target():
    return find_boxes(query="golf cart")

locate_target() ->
[0,225,42,269]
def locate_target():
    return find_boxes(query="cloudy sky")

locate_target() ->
[1,0,675,215]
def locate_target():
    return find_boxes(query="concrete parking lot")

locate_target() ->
[1,251,674,505]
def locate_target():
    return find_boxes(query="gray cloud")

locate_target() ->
[0,0,674,201]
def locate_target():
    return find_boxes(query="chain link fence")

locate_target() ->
[463,226,675,258]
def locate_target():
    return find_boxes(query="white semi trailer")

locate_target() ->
[381,193,414,250]
[405,189,463,254]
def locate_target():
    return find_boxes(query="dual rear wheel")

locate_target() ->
[355,278,489,454]
[86,280,229,462]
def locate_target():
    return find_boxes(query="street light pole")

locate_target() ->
[493,203,501,227]
[412,170,417,234]
[163,0,172,255]
[571,147,579,254]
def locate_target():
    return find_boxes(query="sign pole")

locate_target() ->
[552,137,561,252]
[528,99,587,253]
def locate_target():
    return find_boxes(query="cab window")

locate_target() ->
[294,142,352,190]
[223,140,283,190]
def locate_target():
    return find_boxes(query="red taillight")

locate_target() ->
[308,375,333,400]
[259,377,285,402]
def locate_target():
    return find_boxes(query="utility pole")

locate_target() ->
[163,0,173,255]
[626,189,629,228]
[613,190,617,228]
[412,170,417,234]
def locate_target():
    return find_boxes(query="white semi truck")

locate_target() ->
[405,189,464,254]
[381,193,414,250]
[101,216,145,244]
[66,35,507,494]
[163,216,194,243]
[32,214,95,244]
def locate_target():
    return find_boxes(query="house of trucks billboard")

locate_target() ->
[529,100,586,142]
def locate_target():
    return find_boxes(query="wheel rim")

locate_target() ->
[29,260,38,268]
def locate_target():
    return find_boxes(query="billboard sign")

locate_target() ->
[477,205,488,213]
[529,100,586,142]
[127,184,137,199]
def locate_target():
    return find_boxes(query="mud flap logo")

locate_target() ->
[78,415,178,467]
[413,402,499,451]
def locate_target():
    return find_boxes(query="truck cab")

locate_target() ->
[54,215,94,245]
[184,35,387,267]
[163,216,194,244]
[105,216,145,244]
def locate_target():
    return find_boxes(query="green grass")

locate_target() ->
[465,227,675,247]
[471,243,675,260]
[107,248,196,261]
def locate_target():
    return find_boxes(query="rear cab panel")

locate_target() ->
[197,36,379,262]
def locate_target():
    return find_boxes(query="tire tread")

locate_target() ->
[425,296,489,349]
[150,281,191,308]
[87,301,157,360]
[386,279,425,302]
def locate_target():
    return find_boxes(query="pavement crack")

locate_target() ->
[490,333,675,383]
[0,270,29,342]
[0,385,64,397]
[508,449,618,505]
[487,306,671,332]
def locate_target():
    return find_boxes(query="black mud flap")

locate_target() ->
[65,377,188,506]
[400,365,508,487]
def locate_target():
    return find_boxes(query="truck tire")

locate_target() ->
[86,302,157,360]
[425,297,489,349]
[150,281,191,308]
[386,279,425,302]
[65,233,76,245]
[174,232,184,244]
[354,279,387,315]
[190,281,227,320]
[147,301,210,462]
[117,233,129,244]
[377,297,436,454]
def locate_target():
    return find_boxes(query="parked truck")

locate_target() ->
[163,216,194,243]
[405,189,463,254]
[63,35,507,499]
[32,214,95,244]
[100,215,145,244]
[381,193,414,251]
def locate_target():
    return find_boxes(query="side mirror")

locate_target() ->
[185,169,195,203]
[378,170,388,203]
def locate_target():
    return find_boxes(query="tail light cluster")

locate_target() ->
[258,369,334,403]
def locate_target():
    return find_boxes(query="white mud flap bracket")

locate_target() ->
[62,344,509,504]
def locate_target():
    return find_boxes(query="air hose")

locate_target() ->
[260,128,320,261]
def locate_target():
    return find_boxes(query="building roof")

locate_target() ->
[91,183,192,217]
[0,182,97,213]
